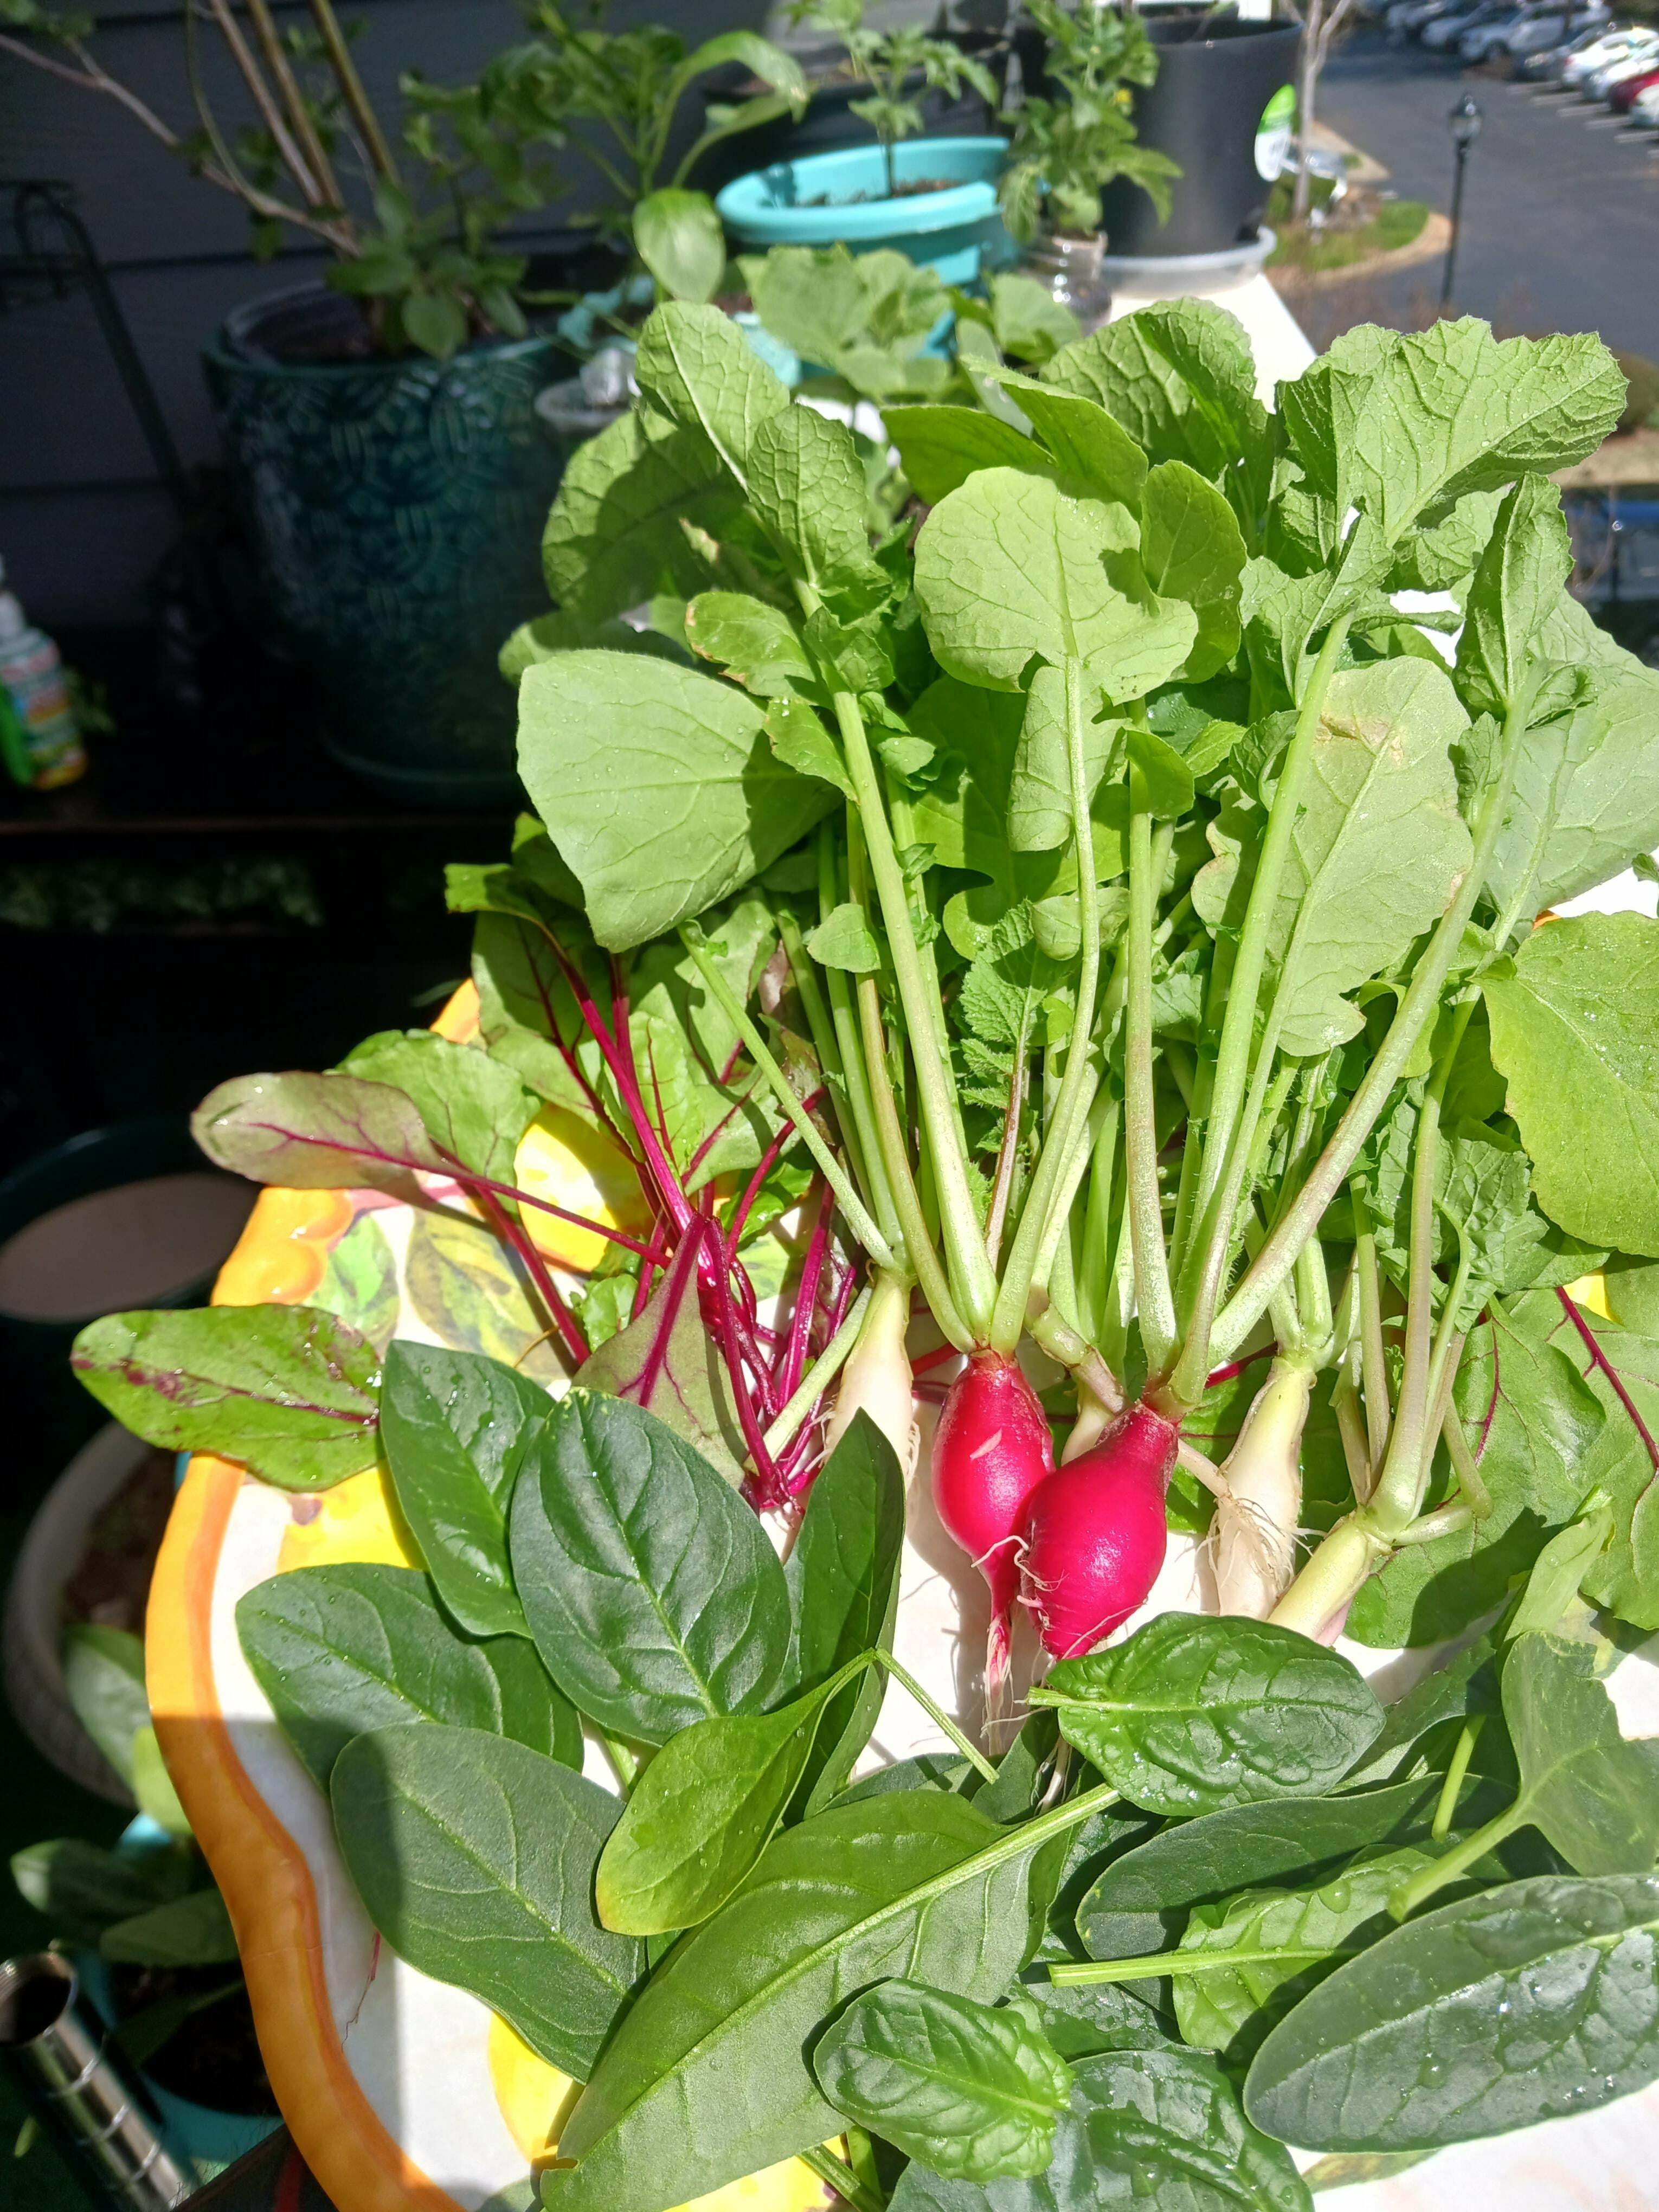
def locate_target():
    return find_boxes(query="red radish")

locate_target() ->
[1017,1402,1178,1660]
[931,1350,1054,1688]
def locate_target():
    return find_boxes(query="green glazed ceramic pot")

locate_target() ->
[204,288,565,803]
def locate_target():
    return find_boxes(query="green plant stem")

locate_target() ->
[988,659,1104,1353]
[1188,615,1352,1246]
[802,2144,886,2212]
[869,1652,998,1782]
[308,0,400,181]
[1390,1798,1527,1921]
[1432,1715,1487,1842]
[779,905,876,1217]
[761,1288,872,1458]
[679,929,898,1272]
[1444,1401,1493,1520]
[1125,802,1178,1372]
[603,1735,640,1792]
[1209,670,1540,1368]
[1075,1096,1121,1348]
[1353,1203,1391,1472]
[825,679,997,1336]
[1032,1073,1104,1297]
[1049,1943,1356,1988]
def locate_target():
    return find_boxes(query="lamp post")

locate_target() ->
[1441,92,1483,310]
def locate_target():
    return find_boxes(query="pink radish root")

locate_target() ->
[931,1349,1055,1693]
[1017,1401,1179,1660]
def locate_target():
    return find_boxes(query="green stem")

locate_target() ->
[1125,803,1177,1372]
[1432,1715,1486,1843]
[1075,1096,1121,1348]
[1353,1204,1391,1474]
[828,680,998,1336]
[1189,615,1352,1245]
[761,1288,872,1458]
[1033,1081,1107,1298]
[779,903,877,1221]
[801,2145,885,2212]
[1390,1798,1527,1921]
[870,1651,999,1782]
[679,928,898,1273]
[602,1735,640,1791]
[988,659,1104,1353]
[1444,1400,1493,1520]
[1049,1942,1358,1988]
[1209,670,1540,1367]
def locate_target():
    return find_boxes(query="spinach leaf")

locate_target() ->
[331,1724,642,2081]
[71,1304,380,1490]
[1171,1844,1438,2060]
[1499,1631,1659,1874]
[1244,1872,1659,2152]
[236,1564,580,1786]
[812,1980,1072,2181]
[517,650,834,953]
[378,1341,549,1639]
[1486,911,1659,1258]
[61,1624,149,1787]
[100,1890,239,1969]
[1342,1634,1501,1786]
[784,1412,906,1808]
[595,1666,868,1936]
[891,2043,1310,2212]
[509,1390,791,1744]
[554,1790,1043,2212]
[12,1837,192,1944]
[1030,1614,1382,1818]
[829,1755,974,1808]
[1075,1776,1456,1960]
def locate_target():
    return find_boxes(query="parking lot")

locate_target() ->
[1319,29,1659,358]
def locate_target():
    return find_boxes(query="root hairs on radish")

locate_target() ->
[1208,1354,1314,1619]
[1017,1401,1178,1661]
[931,1349,1055,1698]
[824,1271,920,1478]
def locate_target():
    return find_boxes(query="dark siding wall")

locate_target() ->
[0,0,761,627]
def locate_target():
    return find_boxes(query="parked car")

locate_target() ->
[1388,0,1466,34]
[1506,3,1610,55]
[1423,1,1502,45]
[1582,31,1659,94]
[1632,76,1659,119]
[1460,7,1534,57]
[1609,56,1659,105]
[1522,17,1624,74]
[1563,25,1658,81]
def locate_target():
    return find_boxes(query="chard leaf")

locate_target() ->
[318,1212,400,1355]
[1347,1294,1604,1647]
[912,469,1195,699]
[336,1030,536,1193]
[236,1563,580,1787]
[517,650,834,953]
[377,1342,549,1639]
[633,301,789,488]
[813,1980,1072,2181]
[1030,1615,1382,1818]
[1075,1776,1462,1962]
[1172,1846,1437,2059]
[884,404,1044,505]
[70,1304,380,1490]
[1262,658,1472,1055]
[785,1413,906,1808]
[542,402,737,622]
[1454,474,1573,720]
[1542,1297,1659,1629]
[509,1389,790,1744]
[191,1069,443,1200]
[575,1257,748,1488]
[331,1723,643,2080]
[685,591,814,698]
[1139,460,1246,683]
[1243,1872,1659,2152]
[1501,1631,1659,1873]
[891,2044,1310,2212]
[1486,911,1659,1257]
[553,1790,1041,2212]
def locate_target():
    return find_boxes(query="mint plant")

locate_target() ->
[68,300,1659,2203]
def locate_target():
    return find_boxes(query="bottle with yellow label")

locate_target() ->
[0,556,87,790]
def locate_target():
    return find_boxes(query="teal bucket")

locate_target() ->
[716,136,1013,287]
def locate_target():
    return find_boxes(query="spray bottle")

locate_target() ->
[0,557,87,789]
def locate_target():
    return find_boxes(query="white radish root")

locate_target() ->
[823,1270,919,1477]
[1210,1355,1314,1618]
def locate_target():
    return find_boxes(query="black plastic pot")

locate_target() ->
[692,33,1008,197]
[1096,14,1301,259]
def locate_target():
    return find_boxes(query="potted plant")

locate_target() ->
[716,0,1011,288]
[0,0,800,799]
[69,301,1659,2212]
[996,0,1181,321]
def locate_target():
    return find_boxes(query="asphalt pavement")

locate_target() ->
[1316,29,1659,359]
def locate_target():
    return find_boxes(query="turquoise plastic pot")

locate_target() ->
[716,136,1013,287]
